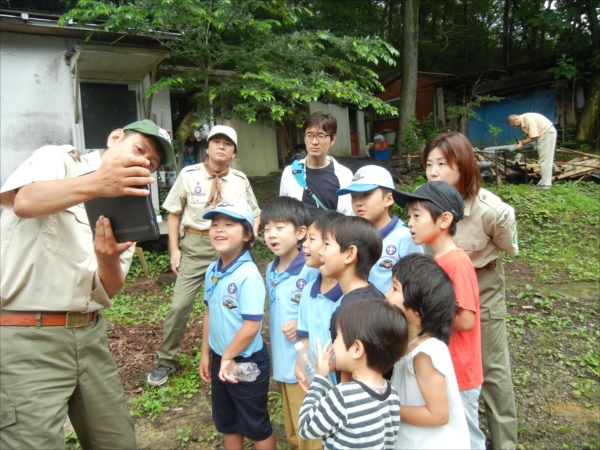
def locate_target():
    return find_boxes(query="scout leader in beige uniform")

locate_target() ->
[148,125,261,385]
[423,132,519,450]
[0,120,174,449]
[508,112,557,189]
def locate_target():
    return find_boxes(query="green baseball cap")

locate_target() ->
[123,119,174,167]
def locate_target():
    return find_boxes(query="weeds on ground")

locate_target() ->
[500,181,600,282]
[130,351,202,418]
[103,285,204,326]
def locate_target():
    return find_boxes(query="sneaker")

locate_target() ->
[532,184,551,189]
[147,364,172,386]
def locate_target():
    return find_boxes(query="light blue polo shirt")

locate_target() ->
[204,250,266,357]
[369,216,424,294]
[297,274,344,386]
[267,251,319,384]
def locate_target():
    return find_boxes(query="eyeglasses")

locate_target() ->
[304,133,332,141]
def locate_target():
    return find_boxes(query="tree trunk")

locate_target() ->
[575,71,600,142]
[395,0,419,168]
[502,0,510,65]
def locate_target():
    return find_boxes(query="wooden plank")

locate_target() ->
[557,147,600,159]
[556,165,598,180]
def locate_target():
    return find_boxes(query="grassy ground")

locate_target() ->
[67,166,599,449]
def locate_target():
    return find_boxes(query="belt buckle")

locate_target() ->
[65,312,88,329]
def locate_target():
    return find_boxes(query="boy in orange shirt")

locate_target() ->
[393,181,485,450]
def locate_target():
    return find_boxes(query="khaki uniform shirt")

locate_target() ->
[0,146,134,312]
[162,163,260,231]
[453,188,518,268]
[519,113,553,139]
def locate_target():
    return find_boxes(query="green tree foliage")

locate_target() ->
[60,0,399,124]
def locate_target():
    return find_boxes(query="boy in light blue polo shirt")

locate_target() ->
[199,198,274,448]
[296,211,344,388]
[337,165,423,293]
[261,197,319,450]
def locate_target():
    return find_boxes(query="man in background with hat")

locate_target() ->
[0,120,173,449]
[148,125,260,386]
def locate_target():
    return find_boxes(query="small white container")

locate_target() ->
[167,171,177,186]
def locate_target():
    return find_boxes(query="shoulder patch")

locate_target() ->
[181,164,202,174]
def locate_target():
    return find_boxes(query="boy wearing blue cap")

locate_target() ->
[260,197,320,450]
[337,165,422,293]
[199,198,275,450]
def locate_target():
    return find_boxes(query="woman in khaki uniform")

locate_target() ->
[422,132,519,450]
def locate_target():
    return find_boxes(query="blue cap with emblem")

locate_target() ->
[336,165,395,195]
[203,198,255,235]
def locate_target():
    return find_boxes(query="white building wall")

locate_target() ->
[0,32,77,187]
[309,102,351,157]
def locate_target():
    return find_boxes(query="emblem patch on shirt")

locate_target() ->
[290,293,301,304]
[223,300,237,309]
[194,185,202,194]
[386,245,396,255]
[379,259,393,269]
[497,213,511,228]
[228,283,237,294]
[296,279,307,289]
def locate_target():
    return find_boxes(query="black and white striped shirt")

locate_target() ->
[299,375,400,449]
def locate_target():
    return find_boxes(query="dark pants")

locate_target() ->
[210,345,273,442]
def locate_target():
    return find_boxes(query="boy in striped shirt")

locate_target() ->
[298,299,408,449]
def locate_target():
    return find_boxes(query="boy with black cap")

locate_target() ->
[392,181,485,450]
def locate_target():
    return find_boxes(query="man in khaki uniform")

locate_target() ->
[507,113,557,189]
[148,125,261,385]
[0,120,173,449]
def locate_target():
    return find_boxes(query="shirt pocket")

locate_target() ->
[186,195,207,221]
[455,237,489,253]
[41,204,91,263]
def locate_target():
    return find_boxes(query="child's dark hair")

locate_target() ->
[325,216,382,280]
[337,299,408,373]
[307,211,344,238]
[241,220,256,252]
[406,199,457,236]
[379,186,393,198]
[391,253,456,344]
[260,196,310,230]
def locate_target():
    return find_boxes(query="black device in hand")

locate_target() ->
[84,185,160,243]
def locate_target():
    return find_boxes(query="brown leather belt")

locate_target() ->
[0,311,98,328]
[186,227,209,236]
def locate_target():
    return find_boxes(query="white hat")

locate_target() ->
[207,125,237,147]
[336,165,395,195]
[203,198,255,236]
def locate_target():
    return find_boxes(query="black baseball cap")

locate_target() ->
[392,181,464,221]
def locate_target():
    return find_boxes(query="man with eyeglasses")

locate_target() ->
[280,112,353,216]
